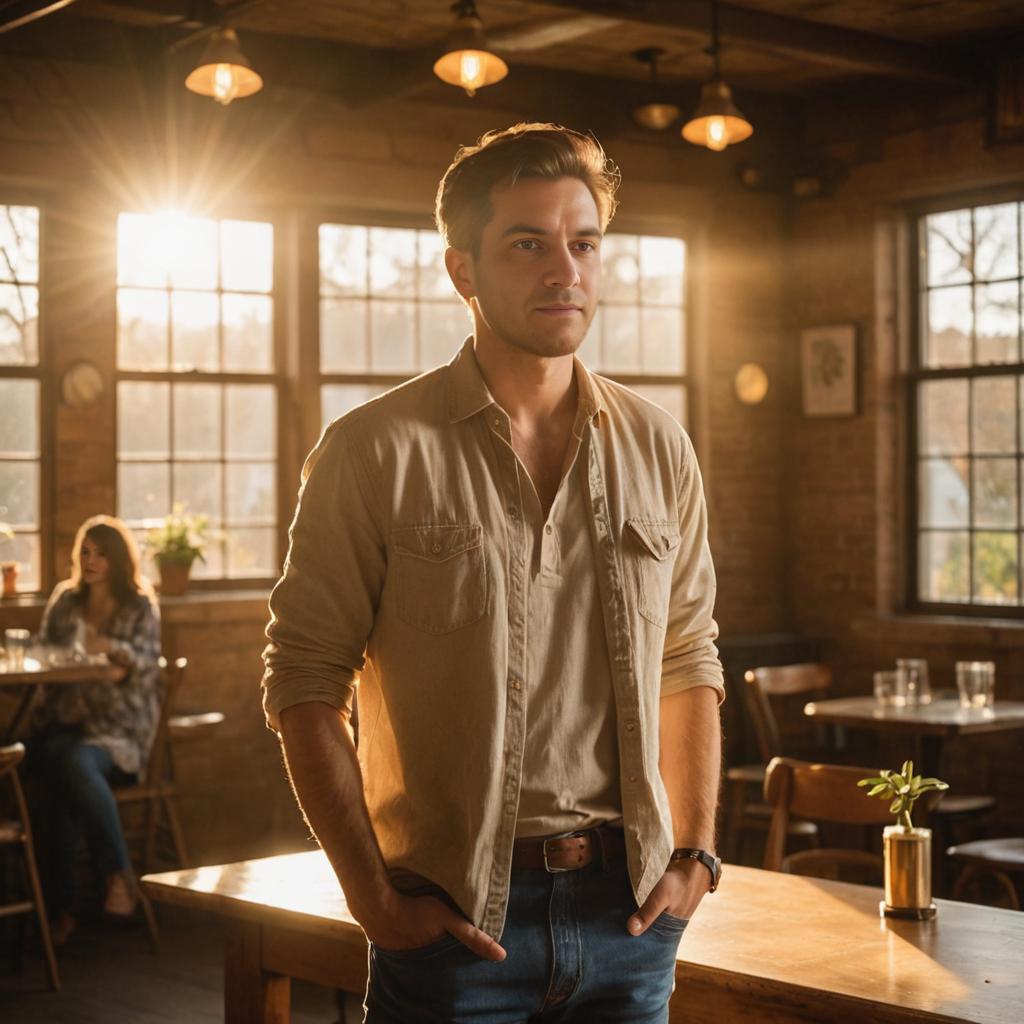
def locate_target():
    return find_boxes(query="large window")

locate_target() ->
[913,200,1023,612]
[0,204,41,592]
[318,224,687,431]
[116,212,277,581]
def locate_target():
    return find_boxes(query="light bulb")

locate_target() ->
[459,51,486,95]
[706,117,727,151]
[213,63,240,105]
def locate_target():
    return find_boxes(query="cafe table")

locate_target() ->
[0,654,123,743]
[802,693,1024,777]
[142,850,1023,1024]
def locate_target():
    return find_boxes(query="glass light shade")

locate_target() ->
[433,11,507,96]
[633,100,682,131]
[185,28,263,105]
[682,79,753,151]
[734,363,769,405]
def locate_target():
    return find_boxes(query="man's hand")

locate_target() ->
[360,889,507,962]
[627,858,709,936]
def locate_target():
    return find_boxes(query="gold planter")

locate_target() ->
[882,825,936,920]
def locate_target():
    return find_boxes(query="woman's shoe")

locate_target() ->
[103,871,138,918]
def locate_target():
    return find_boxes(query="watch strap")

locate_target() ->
[669,847,722,892]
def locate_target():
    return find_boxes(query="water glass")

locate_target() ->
[896,658,932,706]
[874,669,907,707]
[955,661,995,709]
[3,627,31,671]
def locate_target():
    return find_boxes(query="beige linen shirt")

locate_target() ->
[262,336,725,940]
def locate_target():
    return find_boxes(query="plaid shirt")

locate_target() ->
[37,582,162,777]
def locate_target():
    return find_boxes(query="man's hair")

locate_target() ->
[435,122,620,255]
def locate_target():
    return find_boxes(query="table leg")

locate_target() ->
[919,736,945,780]
[3,683,41,743]
[224,919,291,1024]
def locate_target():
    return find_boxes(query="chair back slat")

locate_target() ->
[0,743,26,778]
[743,663,832,763]
[145,657,188,788]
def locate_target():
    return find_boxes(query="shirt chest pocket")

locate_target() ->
[625,518,681,628]
[391,524,488,635]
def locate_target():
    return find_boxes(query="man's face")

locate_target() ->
[448,176,603,359]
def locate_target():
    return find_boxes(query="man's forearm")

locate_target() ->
[278,700,393,924]
[658,685,722,850]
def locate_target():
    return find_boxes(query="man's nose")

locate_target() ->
[542,244,581,290]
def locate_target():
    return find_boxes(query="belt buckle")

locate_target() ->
[542,832,586,873]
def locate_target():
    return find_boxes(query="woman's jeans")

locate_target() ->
[32,731,133,917]
[365,854,686,1023]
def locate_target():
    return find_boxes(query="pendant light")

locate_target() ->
[185,27,263,106]
[632,48,682,131]
[433,0,508,97]
[682,0,752,151]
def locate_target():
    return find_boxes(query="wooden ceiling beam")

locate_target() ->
[534,0,985,86]
[0,0,79,34]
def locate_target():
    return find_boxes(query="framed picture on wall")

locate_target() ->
[800,324,858,417]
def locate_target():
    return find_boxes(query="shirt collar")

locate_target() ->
[446,335,605,426]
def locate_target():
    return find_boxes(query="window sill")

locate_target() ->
[852,611,1024,648]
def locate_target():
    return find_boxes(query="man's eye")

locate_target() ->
[514,239,540,250]
[574,241,597,253]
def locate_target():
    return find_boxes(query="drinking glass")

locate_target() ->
[955,661,995,709]
[873,669,906,707]
[3,628,31,671]
[896,658,932,706]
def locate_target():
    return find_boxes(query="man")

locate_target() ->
[262,122,725,1023]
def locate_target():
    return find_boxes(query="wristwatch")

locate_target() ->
[669,848,722,893]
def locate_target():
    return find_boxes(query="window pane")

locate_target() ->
[173,462,222,524]
[369,300,416,373]
[973,532,1017,604]
[975,281,1019,364]
[118,462,170,524]
[118,382,169,457]
[0,379,39,454]
[918,458,968,528]
[0,461,39,527]
[630,384,687,427]
[226,384,275,458]
[3,532,39,592]
[918,379,967,455]
[974,203,1018,282]
[639,236,685,306]
[226,462,275,523]
[227,527,275,578]
[117,213,168,288]
[924,286,971,367]
[640,306,684,374]
[578,306,602,367]
[173,383,221,458]
[418,302,466,370]
[0,283,39,365]
[973,458,1017,528]
[321,383,390,428]
[321,297,368,372]
[417,231,453,299]
[118,288,169,370]
[971,376,1016,454]
[918,531,969,602]
[222,293,273,371]
[171,290,219,372]
[168,215,218,290]
[191,537,223,580]
[0,205,39,283]
[369,228,417,297]
[221,220,272,292]
[603,305,641,373]
[320,224,367,296]
[925,209,972,287]
[601,234,639,304]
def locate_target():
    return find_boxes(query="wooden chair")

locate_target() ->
[763,757,943,882]
[722,663,832,863]
[0,743,59,990]
[947,838,1024,910]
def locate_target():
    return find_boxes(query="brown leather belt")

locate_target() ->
[510,826,626,873]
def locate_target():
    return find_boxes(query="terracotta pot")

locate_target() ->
[882,825,935,920]
[157,557,193,597]
[1,561,18,599]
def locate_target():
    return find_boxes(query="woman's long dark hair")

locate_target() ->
[69,515,153,609]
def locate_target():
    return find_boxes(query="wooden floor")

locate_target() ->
[0,904,354,1023]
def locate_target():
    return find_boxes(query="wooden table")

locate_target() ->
[803,694,1024,776]
[142,851,1024,1024]
[0,655,122,742]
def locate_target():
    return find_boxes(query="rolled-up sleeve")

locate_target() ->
[660,431,726,703]
[261,420,386,732]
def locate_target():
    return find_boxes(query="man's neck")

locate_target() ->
[471,329,577,435]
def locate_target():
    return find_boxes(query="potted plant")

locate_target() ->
[858,761,948,919]
[146,504,209,596]
[0,521,17,598]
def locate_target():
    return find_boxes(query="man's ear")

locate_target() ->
[445,246,476,302]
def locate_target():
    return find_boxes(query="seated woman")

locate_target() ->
[32,514,161,944]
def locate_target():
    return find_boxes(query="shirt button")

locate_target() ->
[493,417,501,428]
[629,775,637,783]
[431,542,442,554]
[625,722,636,732]
[508,506,518,517]
[544,524,552,534]
[505,803,515,815]
[510,679,521,690]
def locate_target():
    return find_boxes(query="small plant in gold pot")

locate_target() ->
[0,521,18,598]
[858,761,948,920]
[146,504,209,596]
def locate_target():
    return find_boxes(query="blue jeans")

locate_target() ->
[364,854,685,1023]
[32,731,133,917]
